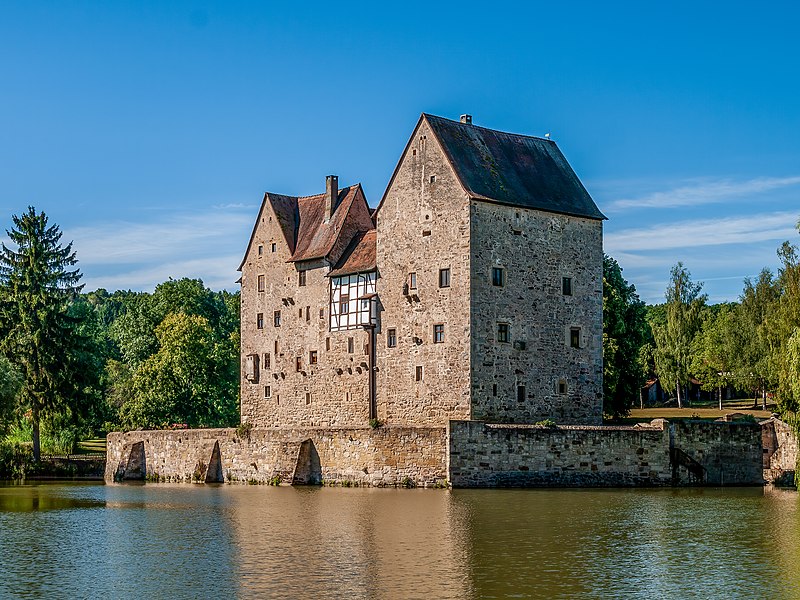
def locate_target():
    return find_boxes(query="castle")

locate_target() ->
[239,113,605,429]
[107,114,792,489]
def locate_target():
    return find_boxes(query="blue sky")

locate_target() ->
[1,1,798,303]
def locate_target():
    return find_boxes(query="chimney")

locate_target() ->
[324,175,338,222]
[460,114,472,124]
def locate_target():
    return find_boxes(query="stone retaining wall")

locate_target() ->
[763,417,798,485]
[106,426,447,487]
[447,419,764,488]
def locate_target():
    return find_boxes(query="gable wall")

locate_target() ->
[240,202,371,427]
[375,119,472,425]
[469,201,603,424]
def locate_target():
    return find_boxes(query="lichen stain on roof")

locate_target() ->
[423,114,606,220]
[328,229,376,277]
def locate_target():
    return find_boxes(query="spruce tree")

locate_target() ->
[0,207,85,461]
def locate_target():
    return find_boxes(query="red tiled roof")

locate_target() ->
[328,230,376,277]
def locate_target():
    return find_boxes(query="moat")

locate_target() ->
[1,483,798,599]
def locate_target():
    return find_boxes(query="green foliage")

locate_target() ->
[534,419,557,428]
[369,418,383,429]
[0,440,32,479]
[0,207,102,460]
[236,421,253,441]
[651,263,706,408]
[602,255,648,418]
[0,356,22,436]
[690,304,739,406]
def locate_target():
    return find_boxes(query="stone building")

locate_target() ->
[239,113,606,429]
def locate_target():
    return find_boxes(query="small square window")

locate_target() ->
[299,271,306,286]
[439,268,451,288]
[273,311,281,327]
[570,327,581,349]
[256,313,264,329]
[433,324,444,343]
[409,272,417,290]
[562,277,573,296]
[415,365,423,382]
[258,245,263,256]
[257,274,265,292]
[264,353,271,370]
[264,385,271,398]
[309,350,318,365]
[497,323,510,343]
[429,175,436,183]
[517,385,526,402]
[387,328,397,348]
[348,337,354,353]
[271,243,276,253]
[296,357,302,372]
[492,267,505,287]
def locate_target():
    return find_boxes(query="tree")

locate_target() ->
[0,356,22,435]
[602,255,648,418]
[119,312,238,429]
[651,263,706,408]
[735,269,779,409]
[691,304,739,410]
[774,232,800,413]
[0,207,94,460]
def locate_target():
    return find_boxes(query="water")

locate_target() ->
[0,483,798,599]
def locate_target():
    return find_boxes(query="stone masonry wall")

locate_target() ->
[240,191,373,428]
[106,426,447,487]
[469,202,603,424]
[375,119,473,425]
[763,417,798,485]
[448,419,765,488]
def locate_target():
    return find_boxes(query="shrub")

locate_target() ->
[0,440,32,479]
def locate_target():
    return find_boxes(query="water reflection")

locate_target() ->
[0,483,798,599]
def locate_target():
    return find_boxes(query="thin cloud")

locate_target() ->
[607,176,800,210]
[605,211,799,253]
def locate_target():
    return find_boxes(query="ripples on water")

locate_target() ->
[0,483,797,599]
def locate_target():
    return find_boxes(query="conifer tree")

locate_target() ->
[0,207,86,461]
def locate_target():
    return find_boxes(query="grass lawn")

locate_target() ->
[610,398,775,425]
[76,438,107,454]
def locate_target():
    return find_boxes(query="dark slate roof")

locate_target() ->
[424,114,605,220]
[328,230,376,277]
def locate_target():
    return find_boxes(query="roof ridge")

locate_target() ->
[422,113,555,144]
[296,183,358,200]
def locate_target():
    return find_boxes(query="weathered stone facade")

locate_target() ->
[239,184,375,427]
[375,117,473,425]
[469,201,603,424]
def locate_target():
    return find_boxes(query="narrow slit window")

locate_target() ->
[326,337,330,351]
[264,385,271,398]
[306,306,310,322]
[439,268,451,288]
[348,337,354,353]
[271,242,276,253]
[387,328,397,348]
[517,385,526,402]
[258,245,263,256]
[274,339,279,354]
[415,365,423,382]
[562,277,573,296]
[492,267,505,287]
[305,392,311,405]
[492,384,497,396]
[296,357,302,372]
